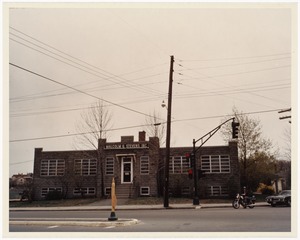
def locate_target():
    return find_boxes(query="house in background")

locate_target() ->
[32,131,240,200]
[10,173,33,187]
[272,160,291,193]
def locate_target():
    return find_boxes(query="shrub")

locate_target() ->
[257,183,274,195]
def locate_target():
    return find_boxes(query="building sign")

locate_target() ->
[105,143,149,150]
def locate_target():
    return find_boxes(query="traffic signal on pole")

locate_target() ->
[185,153,191,167]
[232,121,240,139]
[188,169,193,179]
[190,153,195,168]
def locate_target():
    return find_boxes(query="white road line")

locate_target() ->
[105,226,116,229]
[47,225,59,229]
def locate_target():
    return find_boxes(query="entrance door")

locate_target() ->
[122,157,133,183]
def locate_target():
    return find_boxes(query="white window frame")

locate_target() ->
[40,159,65,176]
[207,186,229,196]
[105,187,111,196]
[140,187,150,196]
[140,156,150,175]
[74,159,97,176]
[169,156,190,174]
[201,155,230,173]
[105,157,114,175]
[41,187,62,198]
[73,187,96,196]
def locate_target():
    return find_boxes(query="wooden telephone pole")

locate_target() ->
[164,55,174,208]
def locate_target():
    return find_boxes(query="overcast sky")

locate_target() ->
[5,3,296,177]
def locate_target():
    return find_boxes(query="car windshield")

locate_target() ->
[279,190,291,195]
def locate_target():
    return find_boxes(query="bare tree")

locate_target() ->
[221,107,273,190]
[144,110,166,147]
[74,101,113,149]
[74,100,113,197]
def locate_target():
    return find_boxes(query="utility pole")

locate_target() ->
[164,55,174,208]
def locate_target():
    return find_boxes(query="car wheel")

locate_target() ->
[286,198,291,207]
[271,203,276,207]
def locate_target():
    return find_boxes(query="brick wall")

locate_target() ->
[32,134,240,200]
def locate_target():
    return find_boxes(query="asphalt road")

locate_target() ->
[9,206,291,233]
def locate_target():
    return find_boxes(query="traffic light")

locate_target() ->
[190,153,195,168]
[185,153,191,167]
[188,169,193,179]
[232,121,240,139]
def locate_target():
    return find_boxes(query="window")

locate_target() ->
[201,155,230,173]
[41,159,65,176]
[41,187,62,198]
[105,187,111,196]
[140,187,150,196]
[169,156,190,174]
[105,157,114,175]
[73,187,96,196]
[140,156,149,174]
[207,186,228,196]
[74,159,97,176]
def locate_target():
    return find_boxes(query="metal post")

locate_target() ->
[164,55,174,208]
[193,139,200,205]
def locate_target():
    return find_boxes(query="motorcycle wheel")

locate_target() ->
[232,200,240,209]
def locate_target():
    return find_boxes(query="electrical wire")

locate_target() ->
[9,63,166,121]
[10,27,168,96]
[10,108,286,143]
[176,52,291,62]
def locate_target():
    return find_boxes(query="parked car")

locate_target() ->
[265,190,291,207]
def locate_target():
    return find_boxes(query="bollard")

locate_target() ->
[108,177,118,221]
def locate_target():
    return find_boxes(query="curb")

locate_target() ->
[9,218,140,227]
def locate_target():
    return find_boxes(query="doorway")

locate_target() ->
[121,157,133,183]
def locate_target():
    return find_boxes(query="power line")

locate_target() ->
[10,37,164,97]
[172,108,285,123]
[10,160,33,166]
[10,123,161,143]
[177,65,291,81]
[175,61,291,109]
[9,63,166,121]
[10,27,166,96]
[10,80,290,118]
[10,108,284,143]
[176,56,290,71]
[176,52,291,62]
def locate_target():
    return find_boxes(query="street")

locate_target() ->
[9,206,291,233]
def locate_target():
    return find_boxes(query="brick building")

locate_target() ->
[32,131,240,200]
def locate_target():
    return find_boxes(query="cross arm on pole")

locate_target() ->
[193,117,235,154]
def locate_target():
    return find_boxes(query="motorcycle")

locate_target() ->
[232,193,256,209]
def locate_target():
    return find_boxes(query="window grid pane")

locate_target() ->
[41,160,65,176]
[105,157,114,175]
[140,156,149,174]
[201,155,230,173]
[75,159,97,176]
